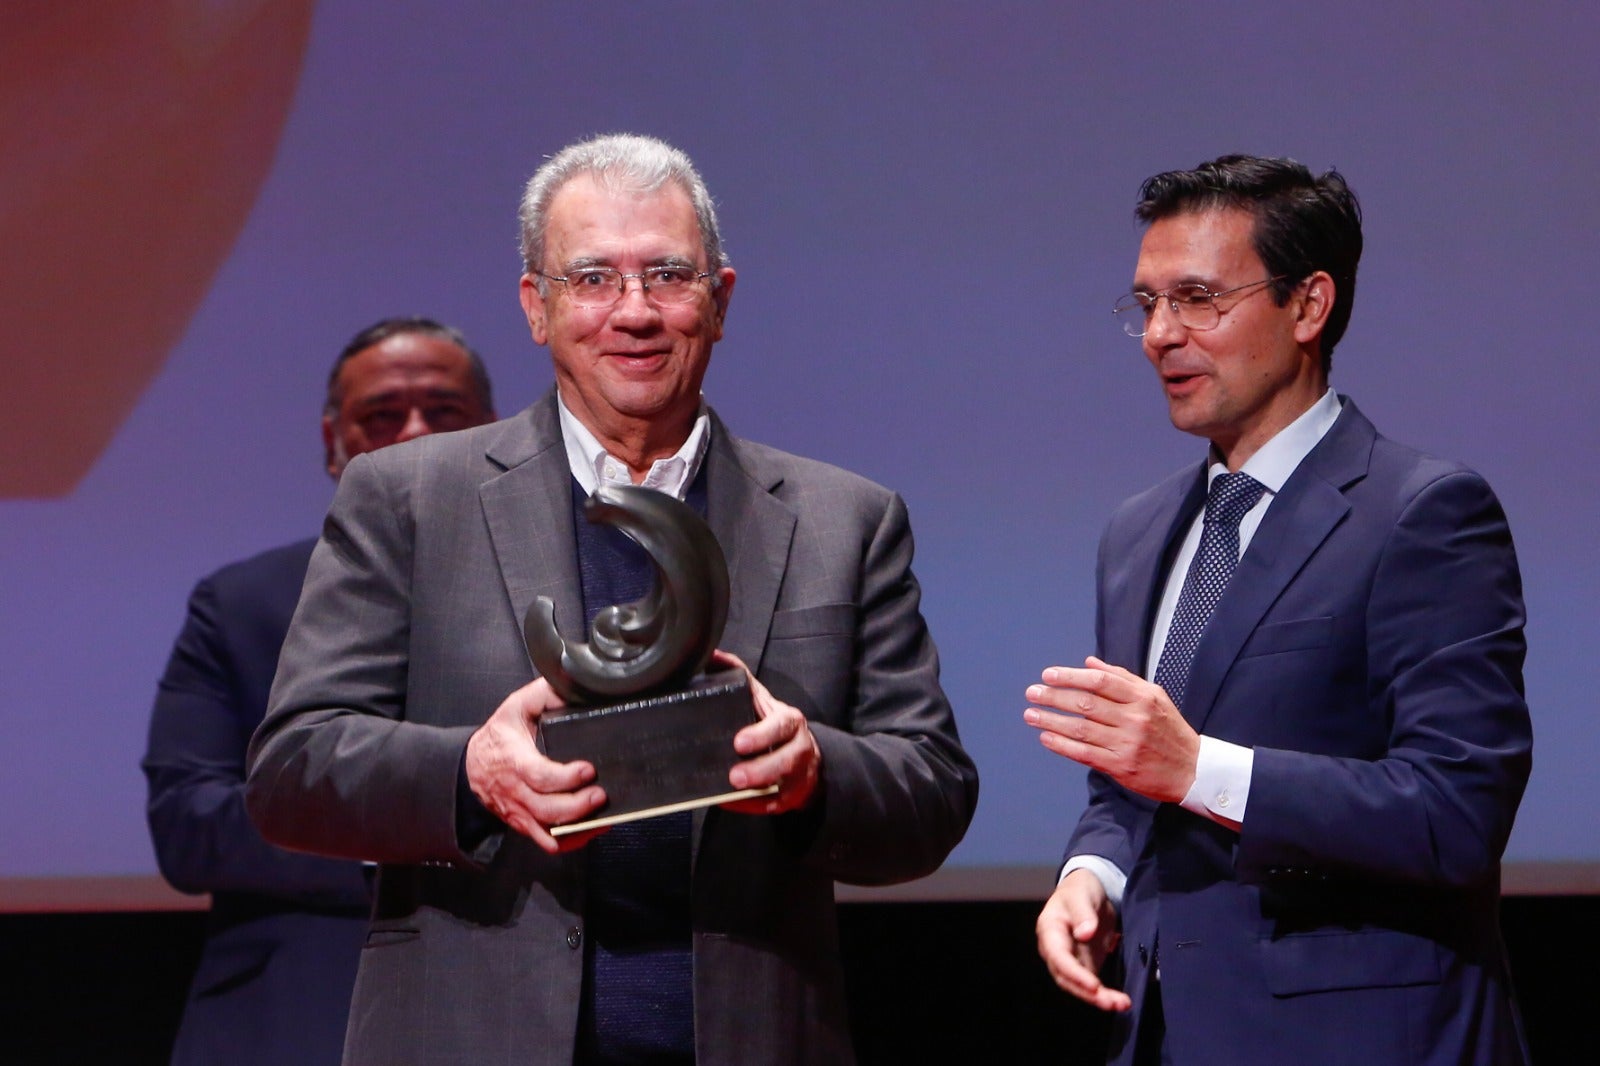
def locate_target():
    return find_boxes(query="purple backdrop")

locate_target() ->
[3,1,1595,900]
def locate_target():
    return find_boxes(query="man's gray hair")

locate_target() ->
[518,133,728,284]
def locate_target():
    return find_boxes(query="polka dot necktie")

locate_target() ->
[1152,472,1267,711]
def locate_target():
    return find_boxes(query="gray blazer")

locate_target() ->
[246,392,978,1066]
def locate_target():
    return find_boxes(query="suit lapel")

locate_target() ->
[693,413,794,864]
[1104,467,1207,674]
[480,402,798,674]
[1181,401,1375,733]
[479,393,584,666]
[703,414,795,675]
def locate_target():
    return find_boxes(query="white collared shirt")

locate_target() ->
[1065,389,1342,903]
[557,393,711,502]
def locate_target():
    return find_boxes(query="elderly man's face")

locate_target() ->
[322,333,495,478]
[519,175,734,449]
[1134,207,1325,469]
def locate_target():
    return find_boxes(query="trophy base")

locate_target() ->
[539,668,775,836]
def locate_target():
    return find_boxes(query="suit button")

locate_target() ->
[566,926,582,950]
[1138,942,1148,965]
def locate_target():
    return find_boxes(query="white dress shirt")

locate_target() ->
[557,393,710,501]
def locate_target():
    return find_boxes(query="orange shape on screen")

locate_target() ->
[1,1,315,497]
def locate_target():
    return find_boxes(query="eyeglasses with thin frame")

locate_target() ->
[537,265,714,308]
[1113,276,1287,337]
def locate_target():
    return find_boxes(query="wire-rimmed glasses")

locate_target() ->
[1113,276,1286,337]
[537,265,714,308]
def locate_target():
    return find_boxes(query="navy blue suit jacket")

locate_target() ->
[144,539,369,1065]
[1067,400,1531,1065]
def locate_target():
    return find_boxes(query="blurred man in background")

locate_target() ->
[143,317,495,1065]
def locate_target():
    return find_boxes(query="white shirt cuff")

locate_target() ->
[1059,854,1127,910]
[1179,734,1254,829]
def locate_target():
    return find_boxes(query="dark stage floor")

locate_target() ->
[1,897,1588,1064]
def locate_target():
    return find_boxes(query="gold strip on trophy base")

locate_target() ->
[551,784,780,836]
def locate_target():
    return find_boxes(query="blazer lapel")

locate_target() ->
[692,412,795,864]
[1104,466,1207,674]
[478,392,585,667]
[703,413,796,675]
[1182,400,1375,734]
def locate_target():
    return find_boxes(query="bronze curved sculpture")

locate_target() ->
[524,484,729,704]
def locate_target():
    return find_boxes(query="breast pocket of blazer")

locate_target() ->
[1237,616,1334,660]
[764,603,857,718]
[769,602,856,641]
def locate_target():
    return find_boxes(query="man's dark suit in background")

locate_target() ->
[143,318,495,1064]
[146,540,368,1065]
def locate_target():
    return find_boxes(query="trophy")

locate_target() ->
[524,484,773,835]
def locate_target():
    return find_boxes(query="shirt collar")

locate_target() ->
[556,392,711,501]
[1206,388,1342,493]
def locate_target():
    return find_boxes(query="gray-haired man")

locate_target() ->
[246,133,977,1066]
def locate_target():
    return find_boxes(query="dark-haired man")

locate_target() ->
[246,134,976,1065]
[143,318,495,1066]
[1026,156,1530,1065]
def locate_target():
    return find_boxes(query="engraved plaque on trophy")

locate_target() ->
[525,484,773,835]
